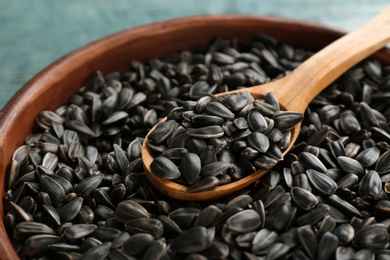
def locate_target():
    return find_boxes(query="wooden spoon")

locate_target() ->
[142,7,390,201]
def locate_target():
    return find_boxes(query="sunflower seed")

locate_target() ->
[253,155,278,170]
[297,225,317,259]
[125,218,163,239]
[355,147,380,167]
[359,170,381,199]
[187,125,225,138]
[251,228,278,254]
[91,227,121,242]
[77,205,94,224]
[22,234,60,257]
[261,170,280,190]
[180,153,202,185]
[317,232,338,260]
[115,200,150,224]
[376,150,390,174]
[291,187,318,211]
[328,194,362,217]
[293,173,312,191]
[352,249,375,260]
[47,242,81,252]
[150,156,180,179]
[14,222,54,241]
[141,239,167,260]
[41,152,59,171]
[200,161,231,177]
[66,120,95,137]
[156,215,182,238]
[329,140,346,158]
[80,241,111,260]
[265,242,290,260]
[39,175,65,206]
[225,209,260,233]
[339,110,361,134]
[47,174,73,194]
[353,224,389,250]
[333,223,355,245]
[94,188,115,210]
[246,132,270,153]
[337,173,359,190]
[64,224,97,240]
[193,205,222,227]
[306,169,338,195]
[94,204,114,221]
[76,174,104,197]
[273,111,303,131]
[148,120,176,144]
[168,207,200,230]
[203,101,235,119]
[113,144,129,173]
[337,156,365,176]
[170,226,215,254]
[58,197,83,222]
[299,152,328,173]
[266,200,292,231]
[296,204,330,226]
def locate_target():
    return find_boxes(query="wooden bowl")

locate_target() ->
[0,14,390,259]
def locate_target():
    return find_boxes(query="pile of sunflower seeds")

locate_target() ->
[4,33,390,259]
[147,91,303,191]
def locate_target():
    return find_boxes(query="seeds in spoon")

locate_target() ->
[147,91,303,190]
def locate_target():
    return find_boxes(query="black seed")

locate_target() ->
[187,125,225,138]
[181,153,201,185]
[358,170,381,199]
[306,169,338,195]
[187,176,219,193]
[170,226,215,254]
[317,232,338,260]
[204,102,235,119]
[150,156,180,179]
[273,111,303,131]
[353,224,389,250]
[299,152,328,173]
[291,187,318,211]
[246,132,270,153]
[76,174,104,197]
[148,120,176,144]
[225,209,261,233]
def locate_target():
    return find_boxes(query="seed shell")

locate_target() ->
[187,125,225,138]
[150,156,181,179]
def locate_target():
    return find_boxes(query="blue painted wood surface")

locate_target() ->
[0,0,388,108]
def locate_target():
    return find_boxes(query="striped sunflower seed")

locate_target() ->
[150,156,181,179]
[291,187,318,211]
[273,111,304,131]
[187,125,225,138]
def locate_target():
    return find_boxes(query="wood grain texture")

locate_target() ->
[0,0,388,109]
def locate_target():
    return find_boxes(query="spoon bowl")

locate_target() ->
[143,7,390,201]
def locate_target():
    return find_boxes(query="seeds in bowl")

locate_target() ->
[3,32,390,259]
[147,91,303,192]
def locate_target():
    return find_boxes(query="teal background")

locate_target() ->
[0,0,388,109]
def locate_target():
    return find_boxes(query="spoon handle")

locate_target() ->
[275,7,390,112]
